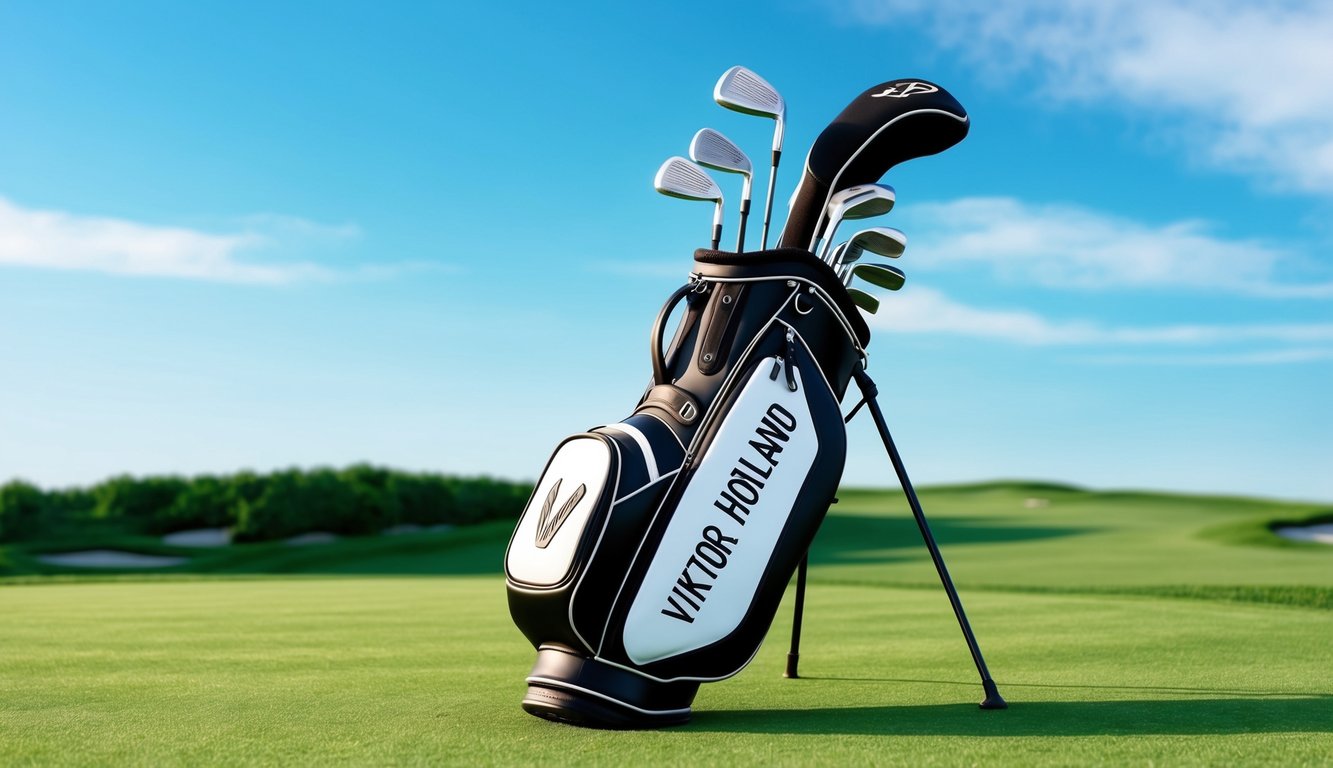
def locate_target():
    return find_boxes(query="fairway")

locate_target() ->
[3,484,1331,766]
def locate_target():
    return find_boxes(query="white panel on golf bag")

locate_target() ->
[507,437,613,588]
[623,360,817,664]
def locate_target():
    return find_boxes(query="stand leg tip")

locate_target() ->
[783,653,800,679]
[979,679,1007,710]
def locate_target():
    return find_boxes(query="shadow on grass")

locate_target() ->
[691,692,1333,736]
[810,513,1096,566]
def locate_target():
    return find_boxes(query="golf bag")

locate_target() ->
[505,72,1005,729]
[505,248,869,727]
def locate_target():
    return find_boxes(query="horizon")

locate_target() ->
[2,1,1330,503]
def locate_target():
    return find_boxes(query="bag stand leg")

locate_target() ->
[783,369,1007,710]
[783,555,809,679]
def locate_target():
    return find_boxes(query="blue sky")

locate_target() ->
[1,1,1329,501]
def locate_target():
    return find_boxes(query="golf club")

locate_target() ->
[779,78,967,250]
[847,287,879,314]
[814,184,895,263]
[848,262,906,291]
[833,226,907,277]
[714,66,785,250]
[689,128,753,252]
[654,156,724,250]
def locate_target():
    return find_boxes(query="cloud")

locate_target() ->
[0,197,353,283]
[846,0,1333,193]
[896,196,1333,296]
[872,285,1333,351]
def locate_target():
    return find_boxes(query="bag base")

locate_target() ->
[521,646,699,729]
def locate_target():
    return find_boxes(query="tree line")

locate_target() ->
[0,466,533,543]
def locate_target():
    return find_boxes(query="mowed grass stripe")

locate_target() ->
[2,577,1330,767]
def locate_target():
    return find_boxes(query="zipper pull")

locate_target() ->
[783,329,798,392]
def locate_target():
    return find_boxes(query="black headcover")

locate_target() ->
[778,79,968,250]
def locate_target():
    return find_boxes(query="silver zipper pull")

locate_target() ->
[783,330,798,392]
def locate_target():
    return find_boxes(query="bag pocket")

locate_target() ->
[605,326,848,680]
[506,413,688,654]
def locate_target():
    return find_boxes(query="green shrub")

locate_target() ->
[3,467,531,543]
[155,476,233,533]
[0,480,46,542]
[388,472,456,525]
[449,476,533,524]
[91,474,188,527]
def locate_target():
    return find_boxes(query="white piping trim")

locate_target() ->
[602,422,659,483]
[813,108,968,241]
[591,643,766,685]
[692,272,866,361]
[564,434,623,656]
[525,676,692,717]
[615,469,680,505]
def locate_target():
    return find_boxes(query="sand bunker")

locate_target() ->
[1274,523,1333,544]
[36,550,189,568]
[162,528,232,547]
[284,532,340,546]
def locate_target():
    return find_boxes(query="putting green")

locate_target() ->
[2,484,1330,765]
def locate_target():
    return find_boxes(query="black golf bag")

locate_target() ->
[505,248,868,727]
[505,74,1004,729]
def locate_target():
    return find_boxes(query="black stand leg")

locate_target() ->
[853,369,1007,710]
[784,555,808,678]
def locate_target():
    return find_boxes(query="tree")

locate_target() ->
[0,480,47,541]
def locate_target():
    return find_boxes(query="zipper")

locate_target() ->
[783,328,799,392]
[768,330,799,393]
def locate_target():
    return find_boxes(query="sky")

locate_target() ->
[1,0,1330,502]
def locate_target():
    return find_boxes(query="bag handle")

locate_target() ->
[651,283,694,386]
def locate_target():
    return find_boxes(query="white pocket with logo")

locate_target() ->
[622,363,818,665]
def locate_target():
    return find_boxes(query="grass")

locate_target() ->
[2,482,1331,766]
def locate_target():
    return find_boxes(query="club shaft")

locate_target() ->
[712,201,724,251]
[736,198,750,252]
[819,221,841,263]
[760,150,780,250]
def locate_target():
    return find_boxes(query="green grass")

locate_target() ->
[2,482,1331,766]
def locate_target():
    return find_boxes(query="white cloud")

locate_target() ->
[872,285,1333,350]
[897,196,1333,296]
[847,0,1333,193]
[0,197,352,283]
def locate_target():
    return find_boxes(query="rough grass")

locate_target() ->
[2,482,1331,766]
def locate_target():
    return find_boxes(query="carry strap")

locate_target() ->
[651,283,694,387]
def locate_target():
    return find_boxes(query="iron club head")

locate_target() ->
[654,156,725,250]
[852,262,906,291]
[815,183,896,261]
[714,65,786,250]
[847,287,880,314]
[690,128,753,251]
[714,66,786,153]
[833,226,907,276]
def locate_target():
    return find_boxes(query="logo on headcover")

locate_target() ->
[535,479,586,548]
[870,82,939,99]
